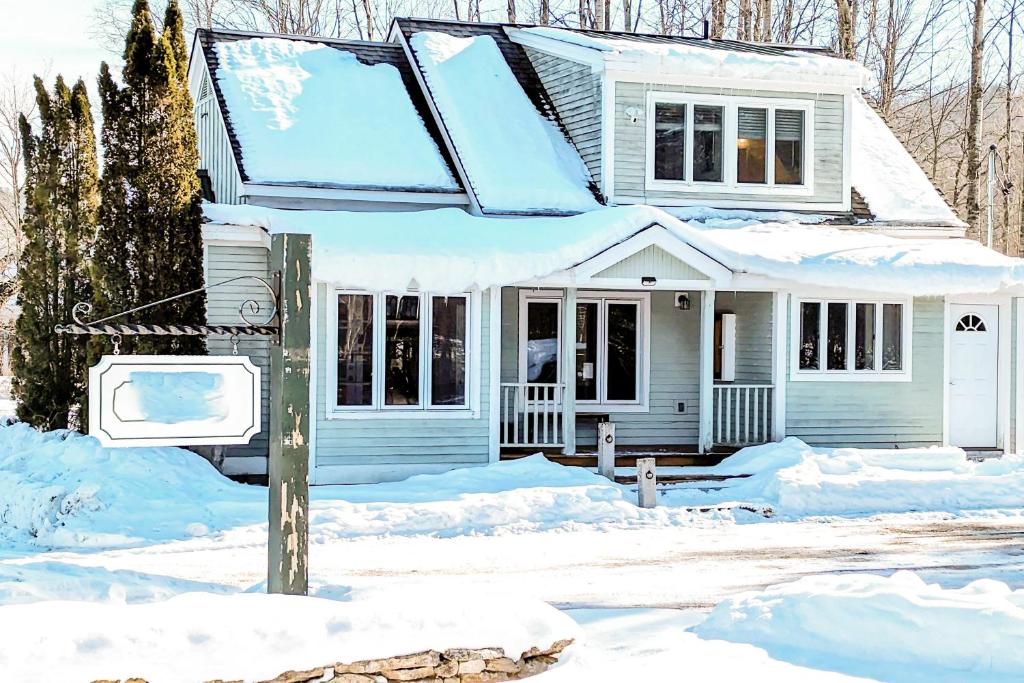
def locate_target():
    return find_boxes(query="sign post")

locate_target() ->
[267,233,312,596]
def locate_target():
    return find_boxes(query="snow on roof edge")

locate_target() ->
[203,202,1024,297]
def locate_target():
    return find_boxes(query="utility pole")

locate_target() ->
[988,144,997,249]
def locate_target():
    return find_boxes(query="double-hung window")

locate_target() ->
[334,291,472,414]
[648,93,813,193]
[519,292,649,410]
[794,298,910,380]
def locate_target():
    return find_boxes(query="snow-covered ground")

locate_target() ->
[2,423,1024,681]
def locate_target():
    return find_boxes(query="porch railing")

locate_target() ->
[713,383,774,446]
[500,382,564,448]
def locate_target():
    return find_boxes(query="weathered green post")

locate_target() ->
[268,232,312,595]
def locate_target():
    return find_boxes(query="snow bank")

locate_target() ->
[0,423,262,547]
[409,31,598,213]
[214,37,457,190]
[851,93,962,225]
[205,201,1024,296]
[517,27,872,88]
[694,571,1024,682]
[0,589,578,682]
[664,438,1024,518]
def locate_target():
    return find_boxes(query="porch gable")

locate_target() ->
[594,244,710,281]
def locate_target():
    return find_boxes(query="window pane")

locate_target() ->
[882,304,903,370]
[855,303,876,370]
[827,302,848,370]
[384,295,420,406]
[654,103,686,181]
[693,105,724,182]
[431,296,467,406]
[526,302,559,383]
[337,294,374,406]
[737,107,767,184]
[775,109,804,185]
[799,302,820,370]
[576,302,598,400]
[606,303,638,401]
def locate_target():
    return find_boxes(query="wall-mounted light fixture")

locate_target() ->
[641,276,657,287]
[675,292,691,310]
[624,106,644,124]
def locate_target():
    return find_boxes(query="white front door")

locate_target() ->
[949,304,999,448]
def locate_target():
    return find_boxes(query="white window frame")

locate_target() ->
[645,92,815,196]
[790,296,913,382]
[327,289,480,419]
[518,290,651,412]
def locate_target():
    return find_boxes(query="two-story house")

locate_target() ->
[189,18,1024,483]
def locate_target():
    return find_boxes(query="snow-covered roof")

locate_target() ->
[851,94,963,227]
[408,31,600,214]
[514,27,873,90]
[204,203,1024,296]
[210,35,458,191]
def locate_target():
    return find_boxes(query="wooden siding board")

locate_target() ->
[205,244,272,472]
[314,283,491,479]
[595,245,710,280]
[194,74,242,204]
[613,81,845,206]
[785,296,944,447]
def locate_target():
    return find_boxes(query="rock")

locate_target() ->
[460,674,512,683]
[517,656,557,677]
[379,667,436,681]
[335,675,381,683]
[457,660,485,675]
[443,648,505,662]
[262,668,326,683]
[435,660,458,678]
[483,658,519,674]
[518,639,573,660]
[339,652,440,675]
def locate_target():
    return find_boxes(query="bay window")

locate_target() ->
[795,298,910,380]
[648,93,813,192]
[520,292,648,410]
[333,290,472,413]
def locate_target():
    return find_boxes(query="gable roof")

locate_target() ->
[392,18,603,215]
[194,29,461,193]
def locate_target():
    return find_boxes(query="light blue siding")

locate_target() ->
[194,70,243,204]
[314,284,492,481]
[205,243,272,474]
[785,296,945,447]
[716,291,773,384]
[596,245,709,280]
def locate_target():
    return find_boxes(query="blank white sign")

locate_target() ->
[89,355,261,447]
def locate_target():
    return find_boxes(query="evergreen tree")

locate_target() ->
[12,78,98,429]
[93,0,205,356]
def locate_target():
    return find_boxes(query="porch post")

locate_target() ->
[562,287,577,455]
[771,291,788,442]
[698,289,715,453]
[268,232,312,596]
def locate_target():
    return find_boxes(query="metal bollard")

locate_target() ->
[598,422,616,480]
[637,457,656,508]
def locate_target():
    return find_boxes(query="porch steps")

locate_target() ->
[499,446,738,470]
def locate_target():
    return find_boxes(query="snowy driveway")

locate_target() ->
[5,512,1022,609]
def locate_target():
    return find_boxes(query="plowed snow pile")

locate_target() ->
[664,437,1024,518]
[694,571,1024,683]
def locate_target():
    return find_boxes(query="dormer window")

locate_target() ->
[646,92,814,195]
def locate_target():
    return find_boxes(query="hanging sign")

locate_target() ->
[89,355,261,447]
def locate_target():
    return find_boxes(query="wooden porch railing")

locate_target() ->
[500,382,564,448]
[713,383,773,446]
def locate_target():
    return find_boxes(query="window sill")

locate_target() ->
[646,178,814,196]
[325,408,481,421]
[788,372,912,383]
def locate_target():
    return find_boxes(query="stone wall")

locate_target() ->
[95,638,573,683]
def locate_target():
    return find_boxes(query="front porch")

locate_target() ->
[495,283,785,463]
